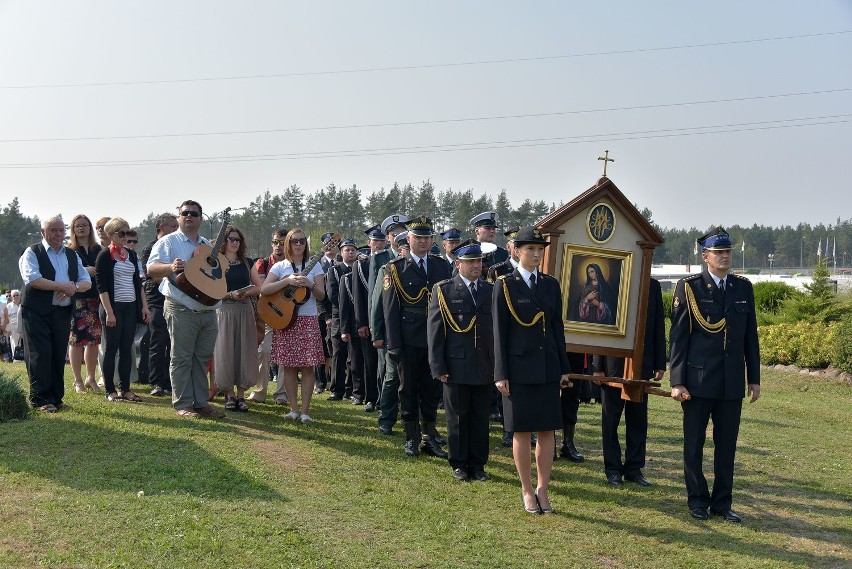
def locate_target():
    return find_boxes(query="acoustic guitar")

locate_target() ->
[257,233,341,330]
[174,208,232,306]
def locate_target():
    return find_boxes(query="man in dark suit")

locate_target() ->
[593,278,667,487]
[369,214,408,434]
[470,211,508,272]
[670,227,760,523]
[486,226,519,283]
[428,240,495,481]
[352,226,386,412]
[339,258,364,405]
[325,238,359,401]
[314,231,337,394]
[383,216,451,457]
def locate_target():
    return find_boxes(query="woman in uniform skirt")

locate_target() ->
[493,227,571,514]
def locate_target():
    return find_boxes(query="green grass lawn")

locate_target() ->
[0,363,849,569]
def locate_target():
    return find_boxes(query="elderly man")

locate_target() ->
[670,227,760,523]
[18,215,92,412]
[146,200,224,419]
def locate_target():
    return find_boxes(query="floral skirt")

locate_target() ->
[69,297,102,347]
[270,316,325,368]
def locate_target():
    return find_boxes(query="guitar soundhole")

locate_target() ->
[206,256,218,268]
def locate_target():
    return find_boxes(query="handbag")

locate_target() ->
[14,345,24,361]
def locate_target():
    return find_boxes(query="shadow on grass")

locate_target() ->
[0,413,283,501]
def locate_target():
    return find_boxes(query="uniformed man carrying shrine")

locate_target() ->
[470,211,508,272]
[669,227,760,523]
[427,240,495,482]
[382,216,451,457]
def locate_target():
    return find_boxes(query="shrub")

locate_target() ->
[0,370,30,422]
[833,312,852,374]
[661,290,674,320]
[753,281,798,314]
[758,321,839,368]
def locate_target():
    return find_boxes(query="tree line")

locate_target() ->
[1,185,850,290]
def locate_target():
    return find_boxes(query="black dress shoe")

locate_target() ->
[501,431,513,447]
[404,439,420,457]
[470,467,489,482]
[710,508,742,523]
[689,507,709,521]
[606,473,624,486]
[326,394,343,401]
[351,397,364,405]
[452,468,469,482]
[559,443,585,463]
[364,402,376,412]
[625,473,652,487]
[378,424,393,435]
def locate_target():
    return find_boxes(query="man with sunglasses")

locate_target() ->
[670,227,760,523]
[147,200,225,419]
[247,228,289,403]
[141,213,179,396]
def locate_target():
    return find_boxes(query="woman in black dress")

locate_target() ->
[493,227,571,514]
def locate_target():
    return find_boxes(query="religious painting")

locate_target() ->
[560,244,632,336]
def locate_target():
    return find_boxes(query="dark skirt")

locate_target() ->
[502,381,562,433]
[69,297,102,347]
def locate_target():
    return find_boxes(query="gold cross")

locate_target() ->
[597,149,614,177]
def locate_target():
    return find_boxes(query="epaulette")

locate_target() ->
[389,256,405,265]
[539,273,556,282]
[684,274,702,281]
[497,274,510,281]
[730,273,748,281]
[435,278,454,287]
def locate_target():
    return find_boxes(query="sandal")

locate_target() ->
[300,414,313,424]
[224,396,237,410]
[106,392,124,402]
[236,398,249,412]
[86,380,102,392]
[73,381,86,394]
[284,411,299,420]
[122,391,142,402]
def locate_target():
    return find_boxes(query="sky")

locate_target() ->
[0,1,850,231]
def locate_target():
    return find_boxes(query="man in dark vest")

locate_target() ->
[326,238,359,401]
[352,225,386,412]
[670,227,760,523]
[18,215,92,412]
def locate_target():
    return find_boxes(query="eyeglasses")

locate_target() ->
[127,239,138,244]
[180,210,201,218]
[227,237,242,243]
[290,238,307,245]
[114,230,130,237]
[96,226,105,231]
[271,239,286,246]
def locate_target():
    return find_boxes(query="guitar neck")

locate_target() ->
[208,208,232,254]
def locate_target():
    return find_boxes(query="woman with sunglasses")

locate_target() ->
[95,217,151,402]
[68,214,104,393]
[261,228,326,423]
[213,226,261,412]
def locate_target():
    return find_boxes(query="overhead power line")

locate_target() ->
[1,87,849,144]
[0,113,848,169]
[1,30,849,90]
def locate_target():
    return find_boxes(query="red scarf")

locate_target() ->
[110,243,127,262]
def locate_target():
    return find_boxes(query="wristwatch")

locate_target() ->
[74,282,79,292]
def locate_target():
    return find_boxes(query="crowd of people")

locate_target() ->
[12,203,760,521]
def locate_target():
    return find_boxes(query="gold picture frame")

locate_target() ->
[560,244,632,336]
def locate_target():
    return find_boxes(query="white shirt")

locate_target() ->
[147,230,218,311]
[517,266,539,290]
[269,260,325,317]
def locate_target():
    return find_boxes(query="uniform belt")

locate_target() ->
[402,306,428,315]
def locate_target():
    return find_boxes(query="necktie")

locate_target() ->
[418,258,426,274]
[469,282,477,305]
[719,278,726,304]
[529,273,537,294]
